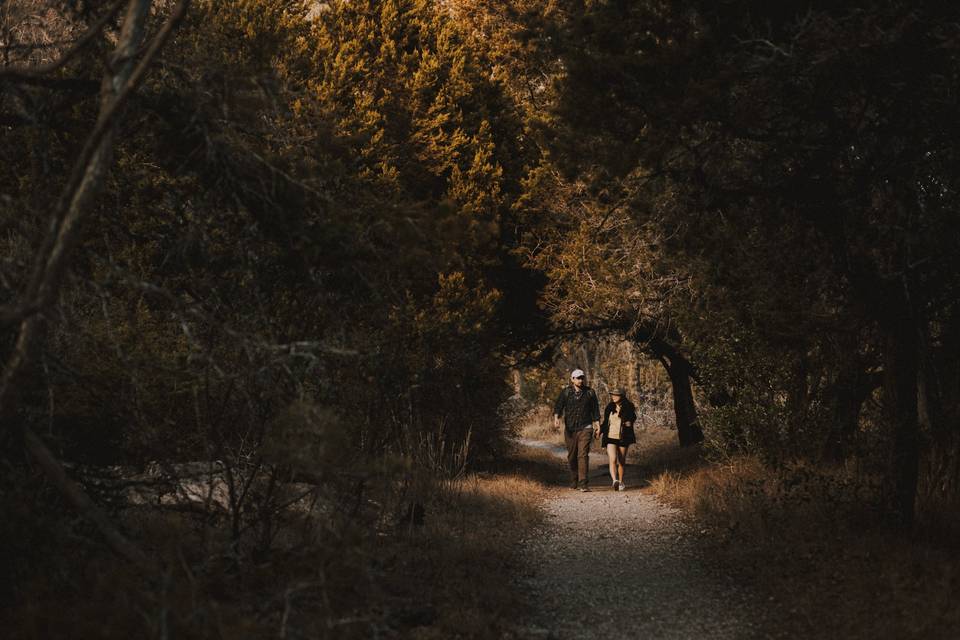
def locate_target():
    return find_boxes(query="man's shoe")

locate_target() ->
[577,485,590,492]
[617,482,626,492]
[612,480,620,490]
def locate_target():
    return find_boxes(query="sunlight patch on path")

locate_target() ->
[517,437,567,457]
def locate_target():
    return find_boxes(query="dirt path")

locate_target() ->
[514,439,781,640]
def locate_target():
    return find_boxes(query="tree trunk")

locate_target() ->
[883,312,920,528]
[511,368,523,397]
[924,311,960,503]
[579,342,598,385]
[660,355,704,447]
[822,363,879,464]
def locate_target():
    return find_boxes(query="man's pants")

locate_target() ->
[564,427,592,487]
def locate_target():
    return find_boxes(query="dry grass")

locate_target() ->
[627,425,705,484]
[647,453,960,639]
[2,445,557,640]
[373,442,570,638]
[384,450,553,639]
[517,404,563,445]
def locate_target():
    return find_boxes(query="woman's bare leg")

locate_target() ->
[617,446,629,484]
[606,443,619,484]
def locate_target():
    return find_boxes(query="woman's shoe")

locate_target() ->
[617,482,626,491]
[612,480,620,490]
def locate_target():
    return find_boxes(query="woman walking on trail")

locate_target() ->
[601,389,637,491]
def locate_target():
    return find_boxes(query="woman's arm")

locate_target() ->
[622,401,637,426]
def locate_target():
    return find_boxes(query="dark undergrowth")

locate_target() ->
[1,446,555,640]
[647,447,960,639]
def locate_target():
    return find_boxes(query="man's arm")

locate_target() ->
[553,389,566,430]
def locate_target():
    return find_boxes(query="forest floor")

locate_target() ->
[508,437,784,640]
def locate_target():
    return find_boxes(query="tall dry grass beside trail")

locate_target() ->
[626,425,705,483]
[384,450,553,640]
[647,454,960,639]
[516,404,563,445]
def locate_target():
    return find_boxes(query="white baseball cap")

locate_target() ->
[570,369,585,379]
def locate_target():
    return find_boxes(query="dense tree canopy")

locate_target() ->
[498,0,960,525]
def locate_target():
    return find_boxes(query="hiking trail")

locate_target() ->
[512,439,785,640]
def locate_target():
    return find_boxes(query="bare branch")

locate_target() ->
[28,0,191,309]
[0,301,40,326]
[23,427,159,573]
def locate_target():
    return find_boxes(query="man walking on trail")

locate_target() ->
[553,369,601,491]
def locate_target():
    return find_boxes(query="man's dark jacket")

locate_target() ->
[553,385,601,433]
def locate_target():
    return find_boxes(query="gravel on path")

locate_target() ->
[513,440,782,640]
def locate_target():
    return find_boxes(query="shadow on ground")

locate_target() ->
[478,442,568,487]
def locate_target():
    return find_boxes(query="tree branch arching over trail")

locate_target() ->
[542,321,704,448]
